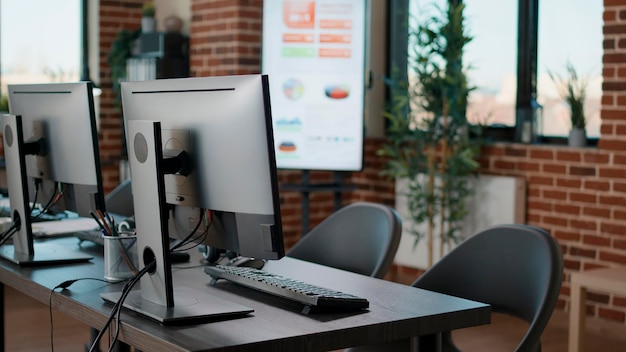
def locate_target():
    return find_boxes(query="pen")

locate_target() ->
[89,211,108,235]
[96,210,113,235]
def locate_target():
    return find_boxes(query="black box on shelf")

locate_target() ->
[139,32,188,58]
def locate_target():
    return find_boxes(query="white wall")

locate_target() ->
[394,174,527,269]
[155,0,191,35]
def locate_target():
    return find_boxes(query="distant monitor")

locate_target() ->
[0,82,104,265]
[100,74,284,324]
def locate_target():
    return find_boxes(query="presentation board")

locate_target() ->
[262,0,366,171]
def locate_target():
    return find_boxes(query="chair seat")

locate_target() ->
[347,224,563,352]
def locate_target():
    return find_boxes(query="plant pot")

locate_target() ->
[142,17,156,33]
[568,128,587,147]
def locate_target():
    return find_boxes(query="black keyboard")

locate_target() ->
[204,264,369,314]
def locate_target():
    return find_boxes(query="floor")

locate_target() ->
[5,286,93,352]
[4,285,626,351]
[452,312,626,351]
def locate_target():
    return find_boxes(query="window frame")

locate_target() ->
[388,0,596,146]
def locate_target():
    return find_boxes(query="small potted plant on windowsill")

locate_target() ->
[142,1,156,33]
[549,62,588,147]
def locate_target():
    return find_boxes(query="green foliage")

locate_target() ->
[0,95,8,112]
[548,61,588,130]
[107,28,141,107]
[378,1,483,258]
[142,2,155,17]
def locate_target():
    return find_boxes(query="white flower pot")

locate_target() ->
[142,17,156,33]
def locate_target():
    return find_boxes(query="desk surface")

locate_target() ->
[0,238,490,352]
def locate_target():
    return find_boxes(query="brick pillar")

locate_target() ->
[189,0,263,77]
[600,1,626,151]
[98,0,143,192]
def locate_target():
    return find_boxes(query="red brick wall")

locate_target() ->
[189,0,263,77]
[95,0,626,324]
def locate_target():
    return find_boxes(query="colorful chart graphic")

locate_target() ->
[275,117,302,126]
[283,1,315,29]
[324,84,350,99]
[283,78,305,100]
[278,141,297,152]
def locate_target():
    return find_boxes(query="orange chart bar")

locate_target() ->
[283,1,316,29]
[319,19,352,29]
[283,33,315,43]
[319,48,351,58]
[319,34,352,44]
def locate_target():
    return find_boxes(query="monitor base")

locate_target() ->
[100,286,253,325]
[0,242,93,266]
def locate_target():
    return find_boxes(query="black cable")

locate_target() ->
[0,224,17,246]
[88,209,205,350]
[172,224,210,252]
[103,261,154,352]
[88,260,156,352]
[31,182,60,221]
[30,179,41,215]
[48,277,124,352]
[170,208,204,252]
[0,217,19,246]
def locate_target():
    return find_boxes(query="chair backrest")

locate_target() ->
[413,224,563,352]
[287,202,402,278]
[105,179,133,217]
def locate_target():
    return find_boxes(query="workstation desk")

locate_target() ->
[0,238,490,352]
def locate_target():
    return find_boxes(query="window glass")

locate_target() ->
[408,0,518,127]
[464,0,518,127]
[0,0,81,96]
[537,0,602,138]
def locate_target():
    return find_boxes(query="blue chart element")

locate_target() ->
[275,117,302,126]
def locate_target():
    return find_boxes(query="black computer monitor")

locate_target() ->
[0,82,104,265]
[100,74,284,323]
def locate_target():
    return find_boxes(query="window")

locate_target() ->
[0,0,81,96]
[398,0,601,143]
[407,0,519,130]
[537,0,602,138]
[465,0,519,127]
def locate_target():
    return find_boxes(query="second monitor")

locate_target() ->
[1,82,104,265]
[101,74,284,323]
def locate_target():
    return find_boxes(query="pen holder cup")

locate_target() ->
[103,234,139,282]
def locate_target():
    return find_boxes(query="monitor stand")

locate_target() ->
[0,243,93,266]
[0,115,93,266]
[100,287,253,325]
[100,120,252,324]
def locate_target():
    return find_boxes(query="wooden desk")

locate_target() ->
[569,266,626,352]
[0,238,490,352]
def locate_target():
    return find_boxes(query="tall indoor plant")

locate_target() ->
[108,28,141,108]
[0,95,8,113]
[379,0,482,267]
[549,62,588,147]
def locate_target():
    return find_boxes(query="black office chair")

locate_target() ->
[287,202,402,279]
[346,224,563,352]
